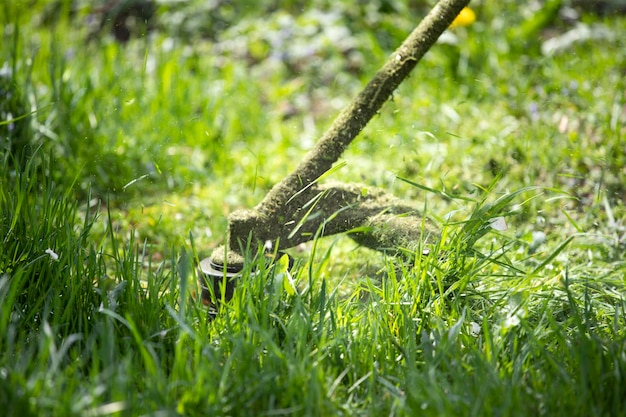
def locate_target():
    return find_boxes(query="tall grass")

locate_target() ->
[1,150,625,415]
[2,1,625,416]
[0,149,183,415]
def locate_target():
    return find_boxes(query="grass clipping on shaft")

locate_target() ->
[222,0,471,259]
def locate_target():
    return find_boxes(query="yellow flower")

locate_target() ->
[450,7,476,28]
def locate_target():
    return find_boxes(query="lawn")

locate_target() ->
[1,1,625,416]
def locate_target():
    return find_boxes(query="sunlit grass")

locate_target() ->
[1,1,625,416]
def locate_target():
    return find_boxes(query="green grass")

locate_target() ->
[2,1,626,416]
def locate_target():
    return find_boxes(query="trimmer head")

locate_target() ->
[197,246,244,308]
